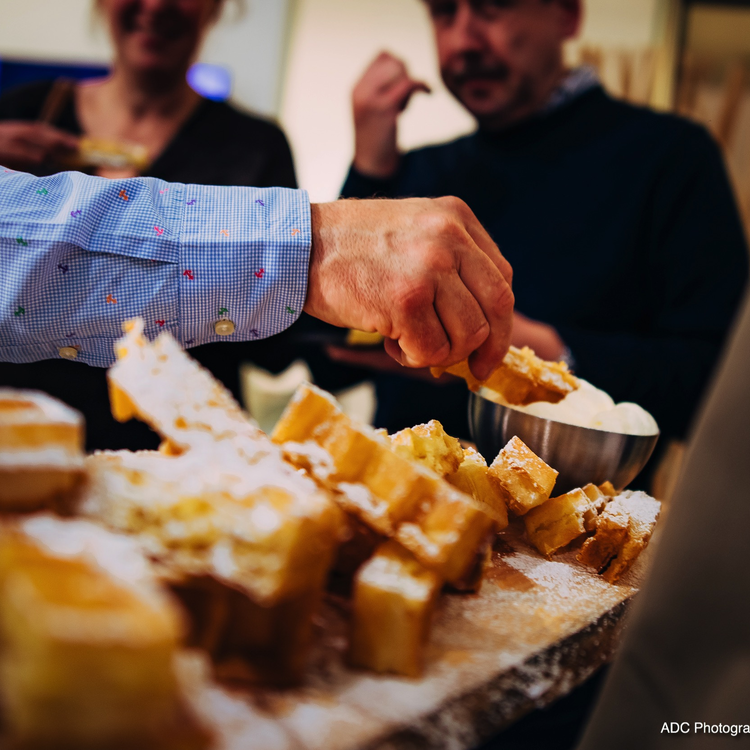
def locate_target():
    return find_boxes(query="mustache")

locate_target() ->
[448,62,511,87]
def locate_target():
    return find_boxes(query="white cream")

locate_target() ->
[481,379,659,436]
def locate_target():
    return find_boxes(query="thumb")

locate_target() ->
[391,78,432,112]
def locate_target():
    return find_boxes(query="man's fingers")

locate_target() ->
[468,283,514,381]
[433,273,490,365]
[383,337,405,365]
[370,54,410,92]
[457,244,515,380]
[389,302,451,368]
[398,81,431,111]
[386,77,431,111]
[437,196,513,287]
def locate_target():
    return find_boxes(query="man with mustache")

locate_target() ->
[340,0,748,460]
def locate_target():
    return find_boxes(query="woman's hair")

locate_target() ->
[92,0,247,25]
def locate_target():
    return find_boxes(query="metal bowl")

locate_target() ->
[469,391,660,494]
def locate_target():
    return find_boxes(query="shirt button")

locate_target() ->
[58,346,78,360]
[214,319,235,336]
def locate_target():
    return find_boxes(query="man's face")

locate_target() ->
[425,0,581,128]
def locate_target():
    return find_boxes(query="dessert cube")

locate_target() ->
[349,541,441,677]
[488,436,558,515]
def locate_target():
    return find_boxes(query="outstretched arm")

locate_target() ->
[0,169,513,378]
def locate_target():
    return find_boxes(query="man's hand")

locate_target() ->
[305,197,514,380]
[511,311,567,361]
[353,52,430,179]
[0,122,79,171]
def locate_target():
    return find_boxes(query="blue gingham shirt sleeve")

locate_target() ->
[0,168,311,367]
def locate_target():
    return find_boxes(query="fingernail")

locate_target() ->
[470,361,492,382]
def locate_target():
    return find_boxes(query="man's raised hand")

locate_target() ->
[352,52,431,179]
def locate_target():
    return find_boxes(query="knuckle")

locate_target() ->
[503,262,514,287]
[419,208,459,240]
[393,281,432,317]
[410,340,451,368]
[436,194,466,214]
[465,319,490,350]
[494,285,515,317]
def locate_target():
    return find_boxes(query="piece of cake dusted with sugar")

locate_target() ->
[488,436,559,516]
[524,488,598,557]
[578,491,661,583]
[82,449,342,609]
[273,383,440,537]
[80,320,346,686]
[447,447,509,529]
[431,346,579,405]
[108,318,266,457]
[0,389,85,513]
[389,420,463,477]
[349,541,442,678]
[273,383,495,586]
[0,515,208,750]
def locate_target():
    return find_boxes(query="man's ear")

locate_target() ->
[555,0,583,40]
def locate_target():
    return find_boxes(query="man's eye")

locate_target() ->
[473,0,516,14]
[427,1,458,20]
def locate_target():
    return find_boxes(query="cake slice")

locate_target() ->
[349,541,441,678]
[446,447,509,529]
[273,384,493,583]
[488,436,558,515]
[578,491,661,583]
[82,450,342,606]
[0,515,207,750]
[108,318,266,457]
[273,383,438,536]
[395,481,496,584]
[523,488,596,557]
[389,420,463,477]
[80,449,343,686]
[0,389,84,513]
[431,346,579,405]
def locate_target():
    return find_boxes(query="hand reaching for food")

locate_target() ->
[306,196,514,379]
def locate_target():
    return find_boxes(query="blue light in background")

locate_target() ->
[187,63,232,101]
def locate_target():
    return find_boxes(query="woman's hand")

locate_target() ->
[0,121,79,171]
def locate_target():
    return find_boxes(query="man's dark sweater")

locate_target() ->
[341,86,749,443]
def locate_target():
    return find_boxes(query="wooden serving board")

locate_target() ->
[180,528,650,750]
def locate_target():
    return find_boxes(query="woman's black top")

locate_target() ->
[0,79,304,450]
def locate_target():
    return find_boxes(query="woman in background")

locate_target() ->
[0,0,301,450]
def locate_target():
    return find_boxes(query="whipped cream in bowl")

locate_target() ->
[483,379,659,437]
[470,379,660,493]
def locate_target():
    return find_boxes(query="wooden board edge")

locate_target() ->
[363,597,633,750]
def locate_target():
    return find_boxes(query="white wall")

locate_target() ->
[581,0,659,47]
[0,0,292,118]
[280,0,664,203]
